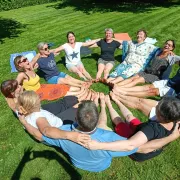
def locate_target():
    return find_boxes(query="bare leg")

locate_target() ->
[66,87,84,96]
[69,86,80,92]
[69,66,87,80]
[118,76,145,88]
[106,77,115,83]
[116,75,140,87]
[104,63,114,79]
[86,90,92,100]
[97,93,112,130]
[79,65,92,80]
[105,95,124,125]
[113,92,157,116]
[93,92,99,107]
[96,63,105,80]
[110,92,136,122]
[110,76,124,84]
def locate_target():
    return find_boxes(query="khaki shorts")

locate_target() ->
[98,58,115,66]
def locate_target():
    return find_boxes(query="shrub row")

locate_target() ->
[0,0,59,11]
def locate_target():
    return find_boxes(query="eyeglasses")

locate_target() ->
[18,58,28,64]
[165,42,173,47]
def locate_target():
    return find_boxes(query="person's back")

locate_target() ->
[42,123,137,172]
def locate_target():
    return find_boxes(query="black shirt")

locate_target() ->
[97,39,120,61]
[130,120,176,162]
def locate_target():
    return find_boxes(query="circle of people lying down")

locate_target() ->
[1,28,180,172]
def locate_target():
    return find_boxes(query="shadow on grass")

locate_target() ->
[0,17,26,44]
[47,0,180,14]
[11,147,82,180]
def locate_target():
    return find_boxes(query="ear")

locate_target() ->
[18,106,28,115]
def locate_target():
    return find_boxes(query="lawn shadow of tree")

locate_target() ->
[11,147,82,180]
[47,0,180,14]
[0,17,26,44]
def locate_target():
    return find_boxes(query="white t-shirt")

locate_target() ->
[25,109,63,129]
[62,42,83,65]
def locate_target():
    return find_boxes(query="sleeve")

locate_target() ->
[77,42,83,48]
[103,132,138,157]
[138,123,156,141]
[42,135,62,147]
[174,55,180,62]
[115,41,121,48]
[96,39,101,47]
[62,43,67,49]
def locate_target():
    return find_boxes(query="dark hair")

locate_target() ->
[136,29,147,38]
[66,31,75,39]
[165,39,176,50]
[157,97,180,123]
[1,79,18,98]
[77,100,99,132]
[14,55,25,72]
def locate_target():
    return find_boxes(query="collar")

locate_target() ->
[71,123,97,135]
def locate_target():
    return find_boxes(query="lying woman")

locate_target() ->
[115,40,179,88]
[0,79,89,122]
[113,67,180,98]
[107,29,156,84]
[56,31,100,80]
[17,90,89,144]
[84,93,180,162]
[14,55,89,101]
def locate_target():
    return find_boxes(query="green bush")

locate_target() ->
[0,0,60,11]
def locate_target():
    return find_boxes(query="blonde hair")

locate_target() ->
[37,42,47,50]
[105,28,113,34]
[18,91,40,114]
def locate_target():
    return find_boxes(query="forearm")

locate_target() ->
[31,53,40,66]
[21,121,42,141]
[138,135,176,153]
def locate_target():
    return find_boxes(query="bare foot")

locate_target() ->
[104,95,111,106]
[86,89,92,100]
[91,91,96,101]
[94,92,99,107]
[110,91,119,104]
[112,88,119,96]
[99,93,105,108]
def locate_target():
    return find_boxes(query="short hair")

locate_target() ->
[165,39,176,51]
[136,29,147,38]
[18,91,40,115]
[77,100,99,132]
[105,28,113,34]
[1,79,18,98]
[157,97,180,123]
[37,42,47,50]
[14,55,24,72]
[66,31,75,39]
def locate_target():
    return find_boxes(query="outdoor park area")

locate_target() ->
[0,0,180,179]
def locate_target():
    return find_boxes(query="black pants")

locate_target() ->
[41,96,78,124]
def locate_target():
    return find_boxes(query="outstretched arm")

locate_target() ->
[138,122,180,153]
[36,117,90,145]
[50,45,64,54]
[30,53,41,68]
[82,39,101,47]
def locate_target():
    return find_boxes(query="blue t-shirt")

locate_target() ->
[42,124,137,172]
[37,53,60,81]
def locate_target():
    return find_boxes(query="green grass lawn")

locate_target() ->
[0,1,180,179]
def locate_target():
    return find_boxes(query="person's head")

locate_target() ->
[136,29,147,43]
[67,31,76,44]
[163,40,175,52]
[17,91,41,115]
[156,97,180,123]
[105,28,113,41]
[1,79,23,98]
[14,55,31,72]
[76,100,99,132]
[37,42,50,56]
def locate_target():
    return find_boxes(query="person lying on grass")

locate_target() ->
[14,54,91,101]
[0,79,89,122]
[112,67,180,98]
[51,31,100,80]
[83,93,180,162]
[37,42,92,86]
[112,39,180,88]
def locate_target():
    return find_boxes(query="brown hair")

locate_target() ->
[137,29,147,38]
[14,55,25,72]
[18,91,40,115]
[1,79,18,98]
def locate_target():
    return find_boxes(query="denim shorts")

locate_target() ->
[47,72,67,84]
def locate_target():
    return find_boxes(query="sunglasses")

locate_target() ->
[18,58,28,64]
[43,47,49,51]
